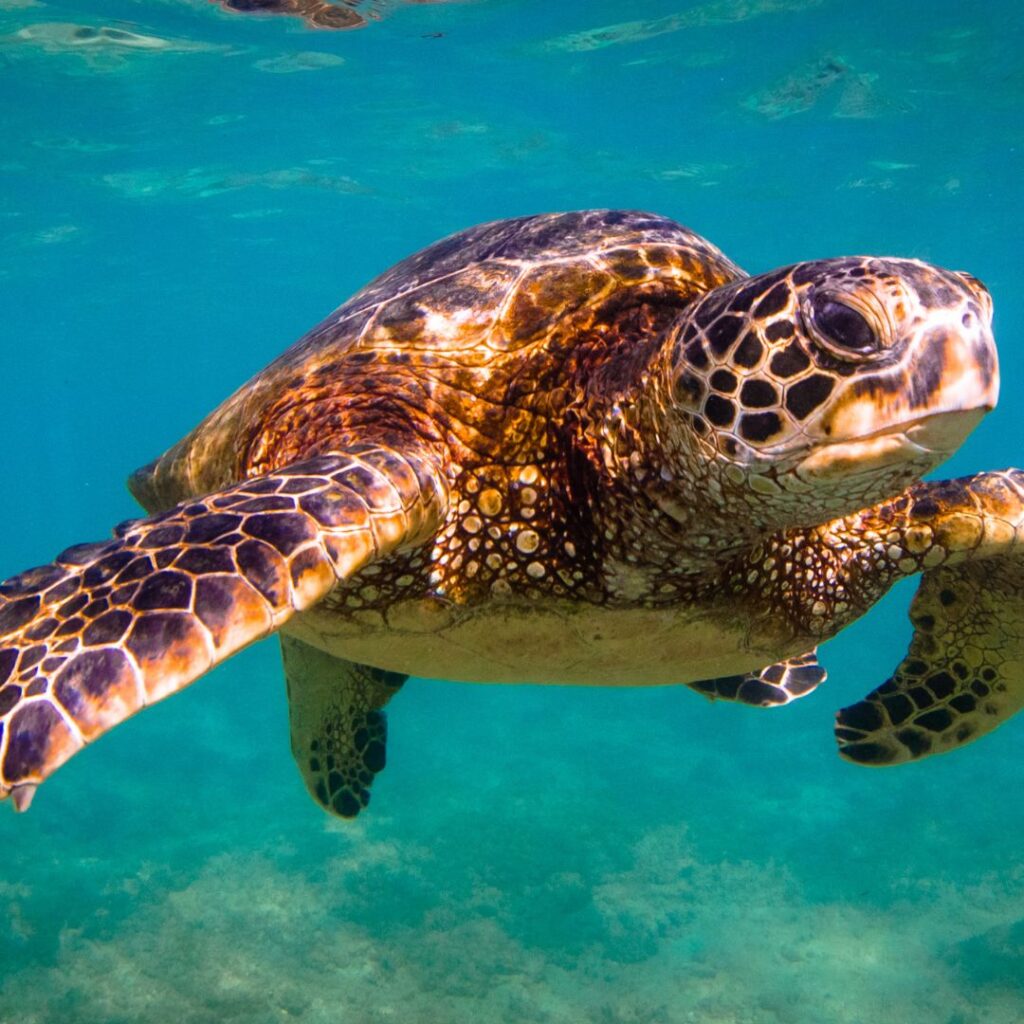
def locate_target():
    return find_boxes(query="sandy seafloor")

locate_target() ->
[1,1,1024,1021]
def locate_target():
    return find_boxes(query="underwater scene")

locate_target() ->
[2,0,1024,1020]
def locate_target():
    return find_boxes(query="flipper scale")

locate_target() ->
[836,557,1024,765]
[688,649,826,707]
[833,469,1024,765]
[0,446,446,809]
[281,636,406,819]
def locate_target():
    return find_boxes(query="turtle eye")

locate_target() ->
[810,296,877,355]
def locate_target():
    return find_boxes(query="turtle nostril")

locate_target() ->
[953,271,993,321]
[954,270,986,292]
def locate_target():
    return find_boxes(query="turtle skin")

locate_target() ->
[0,210,1018,819]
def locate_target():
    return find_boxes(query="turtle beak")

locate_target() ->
[796,408,987,481]
[903,407,990,454]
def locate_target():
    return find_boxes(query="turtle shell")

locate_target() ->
[130,210,743,511]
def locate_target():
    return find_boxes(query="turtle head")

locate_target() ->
[667,256,998,526]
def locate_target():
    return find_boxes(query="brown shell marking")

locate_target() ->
[132,211,742,514]
[127,212,745,617]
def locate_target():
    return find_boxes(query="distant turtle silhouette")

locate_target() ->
[215,0,377,31]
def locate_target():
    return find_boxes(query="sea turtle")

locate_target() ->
[213,0,417,31]
[2,209,1023,819]
[215,0,365,30]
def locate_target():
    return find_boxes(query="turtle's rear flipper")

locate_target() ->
[836,558,1024,765]
[0,447,446,811]
[688,649,826,707]
[281,636,406,819]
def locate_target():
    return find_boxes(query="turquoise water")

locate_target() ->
[2,1,1024,1020]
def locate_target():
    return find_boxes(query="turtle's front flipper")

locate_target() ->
[688,650,826,707]
[831,469,1024,765]
[281,635,406,819]
[836,557,1024,764]
[0,446,446,810]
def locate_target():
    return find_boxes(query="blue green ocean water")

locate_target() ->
[2,1,1024,1020]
